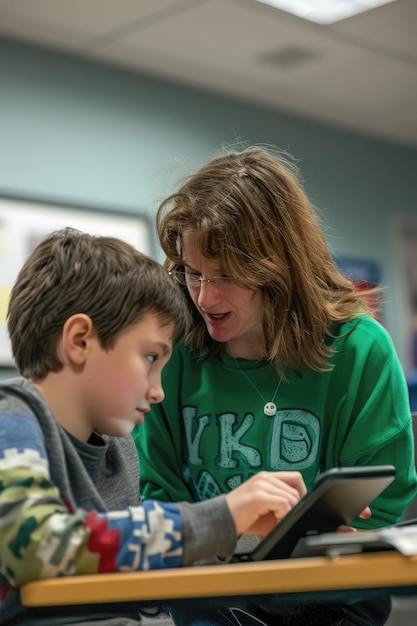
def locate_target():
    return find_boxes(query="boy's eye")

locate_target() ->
[146,355,158,364]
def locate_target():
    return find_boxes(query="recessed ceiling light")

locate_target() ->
[254,0,396,25]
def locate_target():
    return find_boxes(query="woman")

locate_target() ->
[133,146,417,625]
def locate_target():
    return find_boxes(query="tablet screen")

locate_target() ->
[236,465,396,561]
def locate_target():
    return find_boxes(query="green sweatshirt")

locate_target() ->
[134,316,417,529]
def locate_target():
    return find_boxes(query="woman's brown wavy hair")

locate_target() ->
[157,146,380,375]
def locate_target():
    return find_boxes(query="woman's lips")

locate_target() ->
[204,312,231,327]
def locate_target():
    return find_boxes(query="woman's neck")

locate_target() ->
[224,338,266,360]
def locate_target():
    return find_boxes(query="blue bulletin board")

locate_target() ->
[335,257,380,286]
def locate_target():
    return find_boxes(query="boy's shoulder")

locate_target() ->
[0,376,44,410]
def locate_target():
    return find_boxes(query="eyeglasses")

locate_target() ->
[168,269,234,290]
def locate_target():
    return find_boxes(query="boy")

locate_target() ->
[0,228,305,625]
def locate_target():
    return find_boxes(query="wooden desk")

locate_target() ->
[20,551,417,608]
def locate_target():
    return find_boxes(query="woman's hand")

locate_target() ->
[225,471,306,536]
[337,506,372,532]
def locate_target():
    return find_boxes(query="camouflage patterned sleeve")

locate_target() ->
[0,412,183,587]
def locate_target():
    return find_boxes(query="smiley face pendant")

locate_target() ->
[264,402,277,417]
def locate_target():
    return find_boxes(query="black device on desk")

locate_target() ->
[234,465,396,562]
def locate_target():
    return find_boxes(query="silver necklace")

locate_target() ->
[232,356,282,417]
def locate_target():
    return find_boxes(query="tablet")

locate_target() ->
[291,529,396,558]
[234,465,396,561]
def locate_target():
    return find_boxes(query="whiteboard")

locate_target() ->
[0,196,152,367]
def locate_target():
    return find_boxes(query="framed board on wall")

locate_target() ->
[0,196,152,368]
[335,256,382,321]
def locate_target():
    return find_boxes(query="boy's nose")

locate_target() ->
[148,383,164,405]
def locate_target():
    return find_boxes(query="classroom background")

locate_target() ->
[0,1,416,400]
[0,4,416,625]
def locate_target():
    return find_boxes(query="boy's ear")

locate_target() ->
[61,314,95,365]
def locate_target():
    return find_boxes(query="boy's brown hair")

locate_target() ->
[8,228,189,378]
